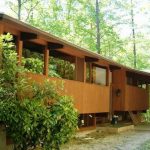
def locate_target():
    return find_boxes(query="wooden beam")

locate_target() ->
[85,56,99,62]
[23,41,45,53]
[106,67,109,86]
[83,59,86,83]
[16,36,23,65]
[50,50,75,63]
[20,32,37,41]
[75,57,85,82]
[109,65,121,71]
[0,14,4,20]
[48,42,63,49]
[43,47,49,76]
[89,63,93,83]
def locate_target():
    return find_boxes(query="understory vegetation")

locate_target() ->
[0,34,78,150]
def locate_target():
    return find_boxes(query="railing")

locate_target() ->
[27,73,110,114]
[125,85,149,111]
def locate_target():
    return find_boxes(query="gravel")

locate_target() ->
[62,124,150,150]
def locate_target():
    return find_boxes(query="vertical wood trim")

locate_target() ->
[75,57,77,80]
[107,67,109,86]
[83,60,86,83]
[16,39,23,65]
[44,47,49,76]
[0,23,4,35]
[89,63,93,83]
[75,57,85,82]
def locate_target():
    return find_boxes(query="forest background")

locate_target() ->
[0,0,150,71]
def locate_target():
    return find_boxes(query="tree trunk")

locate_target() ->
[30,0,33,21]
[131,0,136,68]
[18,0,22,20]
[95,0,101,54]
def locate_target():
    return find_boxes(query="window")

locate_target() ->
[93,65,107,85]
[22,42,44,74]
[86,63,91,83]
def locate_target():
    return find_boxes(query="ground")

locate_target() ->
[62,124,150,150]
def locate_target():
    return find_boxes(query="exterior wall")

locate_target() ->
[28,73,110,114]
[112,69,126,111]
[124,85,149,111]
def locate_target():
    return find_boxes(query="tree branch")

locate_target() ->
[25,1,40,21]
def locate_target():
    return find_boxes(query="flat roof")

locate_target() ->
[0,13,150,78]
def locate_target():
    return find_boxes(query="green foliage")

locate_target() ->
[144,109,150,123]
[24,57,44,74]
[50,57,75,80]
[0,34,78,150]
[0,33,24,101]
[22,48,75,79]
[5,0,150,71]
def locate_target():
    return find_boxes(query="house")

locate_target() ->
[0,13,150,128]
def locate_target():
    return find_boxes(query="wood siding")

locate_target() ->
[112,69,126,111]
[28,73,110,114]
[125,85,149,111]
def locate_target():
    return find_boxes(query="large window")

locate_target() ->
[49,56,75,80]
[93,65,107,85]
[22,42,44,74]
[49,50,75,80]
[126,72,148,89]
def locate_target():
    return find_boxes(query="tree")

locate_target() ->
[95,0,101,53]
[6,0,40,21]
[5,0,150,71]
[130,0,136,68]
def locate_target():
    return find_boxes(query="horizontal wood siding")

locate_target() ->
[27,73,110,114]
[125,85,149,111]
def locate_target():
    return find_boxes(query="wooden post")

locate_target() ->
[107,67,109,86]
[16,34,23,65]
[83,59,86,83]
[75,57,85,82]
[89,63,93,83]
[0,23,4,68]
[43,47,49,76]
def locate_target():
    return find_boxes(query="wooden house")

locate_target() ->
[0,14,150,128]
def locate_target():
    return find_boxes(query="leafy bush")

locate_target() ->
[144,109,150,122]
[24,57,44,74]
[0,34,78,150]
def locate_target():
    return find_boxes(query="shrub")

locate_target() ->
[0,34,78,150]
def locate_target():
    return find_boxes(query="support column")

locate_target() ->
[75,57,85,82]
[43,47,49,76]
[17,40,23,65]
[89,63,93,83]
[107,67,110,86]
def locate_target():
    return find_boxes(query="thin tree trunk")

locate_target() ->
[131,0,136,68]
[18,0,22,20]
[30,0,33,21]
[95,0,101,54]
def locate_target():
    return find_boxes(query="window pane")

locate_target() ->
[86,63,91,83]
[93,66,107,85]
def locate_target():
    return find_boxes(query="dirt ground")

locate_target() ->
[62,124,150,150]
